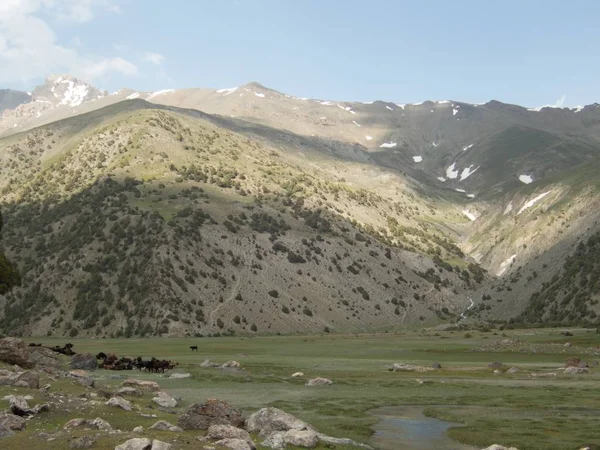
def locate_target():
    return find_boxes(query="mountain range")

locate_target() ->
[1,75,599,337]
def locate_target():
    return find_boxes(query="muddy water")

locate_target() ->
[371,406,477,450]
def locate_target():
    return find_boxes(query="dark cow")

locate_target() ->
[189,346,198,351]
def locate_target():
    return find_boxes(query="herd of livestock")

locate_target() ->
[29,343,178,372]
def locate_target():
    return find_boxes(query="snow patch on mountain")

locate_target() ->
[365,136,373,141]
[57,79,89,107]
[396,104,406,110]
[432,142,438,147]
[254,91,265,98]
[517,191,551,215]
[413,156,423,162]
[216,87,238,96]
[463,144,473,151]
[437,177,446,182]
[446,163,459,179]
[386,105,393,111]
[504,202,513,215]
[353,121,361,127]
[460,165,479,181]
[455,188,466,193]
[453,108,459,116]
[147,89,175,100]
[519,175,533,184]
[380,142,397,148]
[126,92,140,100]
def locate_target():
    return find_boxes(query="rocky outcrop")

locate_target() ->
[214,438,255,450]
[0,338,33,368]
[482,446,519,450]
[564,366,589,374]
[177,399,243,430]
[200,359,220,368]
[247,407,314,435]
[305,377,333,386]
[152,391,177,408]
[121,379,160,392]
[106,396,132,411]
[70,353,97,371]
[0,414,26,431]
[70,436,96,449]
[208,424,252,442]
[28,347,61,368]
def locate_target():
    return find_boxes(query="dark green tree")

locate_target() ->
[0,210,21,294]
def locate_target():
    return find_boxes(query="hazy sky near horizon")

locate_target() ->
[1,0,598,107]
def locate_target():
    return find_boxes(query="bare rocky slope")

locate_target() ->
[1,76,600,336]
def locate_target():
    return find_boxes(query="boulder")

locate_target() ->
[388,363,430,372]
[89,417,113,431]
[106,396,132,411]
[70,436,96,449]
[0,414,26,431]
[214,438,255,450]
[0,338,33,368]
[247,407,314,434]
[208,424,252,442]
[64,418,86,429]
[149,420,182,432]
[283,429,318,448]
[9,396,31,416]
[27,347,61,368]
[133,426,144,434]
[70,353,98,371]
[316,434,373,449]
[152,391,177,408]
[169,373,191,379]
[291,372,304,378]
[305,377,333,386]
[564,366,589,374]
[14,371,39,388]
[150,441,173,450]
[221,361,240,368]
[177,399,243,430]
[121,379,160,392]
[261,431,284,449]
[119,387,143,396]
[200,360,220,368]
[431,362,442,369]
[506,367,520,374]
[115,438,152,450]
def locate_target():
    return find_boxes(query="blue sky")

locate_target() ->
[1,0,598,107]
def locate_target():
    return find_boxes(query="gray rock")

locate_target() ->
[14,371,40,388]
[121,379,160,392]
[152,391,177,408]
[0,414,26,431]
[177,399,243,430]
[89,417,113,431]
[247,407,314,434]
[114,438,152,450]
[317,434,373,449]
[28,347,61,368]
[221,360,240,368]
[133,426,144,433]
[506,367,520,374]
[564,366,589,374]
[0,338,33,368]
[119,387,143,396]
[150,441,173,450]
[9,396,30,416]
[64,418,86,429]
[305,377,333,386]
[106,396,132,411]
[214,438,255,450]
[149,420,182,432]
[283,429,318,447]
[208,424,252,442]
[481,446,520,450]
[70,353,98,371]
[200,360,220,368]
[261,432,285,450]
[70,436,96,449]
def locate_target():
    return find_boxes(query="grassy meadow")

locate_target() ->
[3,327,595,449]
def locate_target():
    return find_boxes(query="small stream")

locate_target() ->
[371,406,477,450]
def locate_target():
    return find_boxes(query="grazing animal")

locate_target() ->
[190,346,198,351]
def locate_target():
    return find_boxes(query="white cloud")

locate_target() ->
[0,0,132,85]
[80,57,138,79]
[143,52,165,65]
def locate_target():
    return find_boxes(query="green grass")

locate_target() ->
[8,327,597,449]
